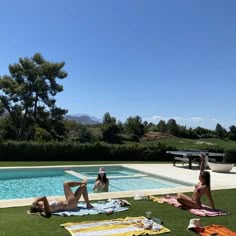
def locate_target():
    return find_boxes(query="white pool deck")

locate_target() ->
[0,163,235,208]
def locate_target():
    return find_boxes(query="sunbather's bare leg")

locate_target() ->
[64,182,76,201]
[177,193,201,209]
[74,184,93,209]
[64,182,82,208]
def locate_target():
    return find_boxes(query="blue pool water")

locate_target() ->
[0,166,188,200]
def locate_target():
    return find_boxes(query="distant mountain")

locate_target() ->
[73,113,102,123]
[0,110,102,125]
[65,114,102,124]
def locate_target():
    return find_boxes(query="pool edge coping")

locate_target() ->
[1,163,236,208]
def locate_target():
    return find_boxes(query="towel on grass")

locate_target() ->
[61,216,171,236]
[149,195,230,217]
[200,224,236,236]
[53,199,129,216]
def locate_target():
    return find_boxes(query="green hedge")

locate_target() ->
[224,149,236,163]
[2,141,231,162]
[0,141,175,161]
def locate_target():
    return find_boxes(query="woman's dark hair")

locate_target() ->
[96,173,108,183]
[30,203,42,213]
[201,171,210,188]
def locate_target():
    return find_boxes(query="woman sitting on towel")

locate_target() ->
[30,180,93,216]
[177,153,215,209]
[93,167,109,192]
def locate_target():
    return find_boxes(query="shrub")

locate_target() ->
[224,149,236,163]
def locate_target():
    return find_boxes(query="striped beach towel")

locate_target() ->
[61,216,171,236]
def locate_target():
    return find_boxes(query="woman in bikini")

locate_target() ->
[177,152,215,209]
[30,180,93,216]
[93,167,109,192]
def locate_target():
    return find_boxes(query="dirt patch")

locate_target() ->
[195,141,215,146]
[142,132,173,141]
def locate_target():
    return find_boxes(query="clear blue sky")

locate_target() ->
[1,0,235,130]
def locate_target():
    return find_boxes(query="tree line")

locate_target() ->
[1,53,236,143]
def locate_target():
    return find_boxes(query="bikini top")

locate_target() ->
[49,200,59,206]
[195,184,205,193]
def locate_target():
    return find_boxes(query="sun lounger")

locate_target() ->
[167,150,224,169]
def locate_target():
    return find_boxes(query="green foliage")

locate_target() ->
[224,149,236,163]
[0,141,173,161]
[102,113,121,143]
[0,118,6,140]
[156,120,167,133]
[0,117,17,139]
[76,126,93,143]
[102,123,121,143]
[1,64,236,145]
[166,119,179,136]
[34,127,52,141]
[1,135,234,162]
[0,53,68,140]
[215,123,227,138]
[150,120,230,140]
[102,112,116,125]
[64,120,95,143]
[147,137,230,152]
[0,102,4,116]
[124,115,144,138]
[228,125,236,140]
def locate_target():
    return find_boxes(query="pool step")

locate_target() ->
[65,170,147,180]
[106,174,148,180]
[65,170,88,179]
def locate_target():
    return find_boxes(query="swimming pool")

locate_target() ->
[0,166,190,200]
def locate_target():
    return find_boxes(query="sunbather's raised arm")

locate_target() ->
[200,152,205,173]
[33,196,51,215]
[205,187,215,209]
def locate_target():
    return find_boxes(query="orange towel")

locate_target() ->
[200,224,236,236]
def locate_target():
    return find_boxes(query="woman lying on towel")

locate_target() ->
[30,180,93,216]
[177,153,215,209]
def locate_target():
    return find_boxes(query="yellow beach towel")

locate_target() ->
[61,216,170,236]
[148,195,164,203]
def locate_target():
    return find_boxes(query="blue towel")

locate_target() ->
[53,199,129,216]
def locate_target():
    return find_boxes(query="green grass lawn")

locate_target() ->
[0,189,236,236]
[154,137,236,150]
